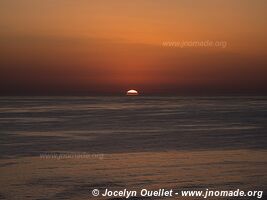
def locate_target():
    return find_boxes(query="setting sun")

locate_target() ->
[126,90,139,96]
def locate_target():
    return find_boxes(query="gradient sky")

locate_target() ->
[0,0,267,95]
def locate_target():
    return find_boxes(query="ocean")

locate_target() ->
[0,96,266,199]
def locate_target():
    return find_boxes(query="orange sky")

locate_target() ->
[0,0,267,95]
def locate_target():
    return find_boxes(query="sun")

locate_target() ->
[126,89,139,96]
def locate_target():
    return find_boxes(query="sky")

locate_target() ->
[0,0,267,95]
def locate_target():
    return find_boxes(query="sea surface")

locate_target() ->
[0,96,266,200]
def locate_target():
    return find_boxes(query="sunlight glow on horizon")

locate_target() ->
[0,0,267,95]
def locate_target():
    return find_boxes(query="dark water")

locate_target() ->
[1,96,267,156]
[0,96,267,200]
